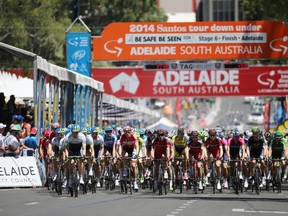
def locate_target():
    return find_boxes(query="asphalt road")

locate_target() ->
[0,185,288,216]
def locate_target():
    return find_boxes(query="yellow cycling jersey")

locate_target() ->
[172,135,188,147]
[172,135,188,157]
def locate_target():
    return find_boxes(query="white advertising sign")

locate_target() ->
[0,157,42,187]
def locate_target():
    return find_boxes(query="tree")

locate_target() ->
[0,0,167,70]
[79,0,167,35]
[241,0,288,23]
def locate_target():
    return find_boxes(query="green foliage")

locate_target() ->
[242,0,288,23]
[0,0,167,69]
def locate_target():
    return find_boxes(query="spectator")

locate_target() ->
[22,115,33,139]
[24,127,38,156]
[4,124,23,157]
[4,124,33,157]
[10,114,24,130]
[0,123,6,156]
[6,95,16,119]
[0,92,7,124]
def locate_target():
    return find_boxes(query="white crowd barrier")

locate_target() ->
[0,156,42,188]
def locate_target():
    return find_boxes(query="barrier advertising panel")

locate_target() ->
[93,21,288,60]
[0,157,42,187]
[92,66,288,98]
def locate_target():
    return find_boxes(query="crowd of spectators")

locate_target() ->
[0,92,38,157]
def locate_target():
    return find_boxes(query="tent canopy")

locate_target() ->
[146,117,178,131]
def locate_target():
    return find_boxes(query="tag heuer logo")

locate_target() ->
[215,63,221,69]
[171,63,177,69]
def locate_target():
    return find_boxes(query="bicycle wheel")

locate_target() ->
[83,169,88,194]
[91,168,97,193]
[255,168,260,195]
[57,167,63,195]
[158,167,163,195]
[191,166,197,194]
[234,167,239,195]
[276,167,282,193]
[158,181,163,195]
[164,180,167,195]
[211,166,216,194]
[179,167,183,194]
[129,167,133,194]
[74,183,78,197]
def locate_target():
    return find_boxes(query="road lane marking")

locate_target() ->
[175,209,183,211]
[171,212,179,214]
[166,215,175,216]
[58,197,68,199]
[25,202,39,206]
[182,203,190,206]
[232,209,288,214]
[179,206,186,208]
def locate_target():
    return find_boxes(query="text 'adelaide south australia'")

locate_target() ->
[152,70,240,95]
[130,45,262,55]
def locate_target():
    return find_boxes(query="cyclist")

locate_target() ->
[151,129,172,191]
[172,127,189,184]
[216,128,229,188]
[246,127,267,187]
[38,129,52,186]
[50,128,66,181]
[187,130,206,190]
[49,122,61,143]
[81,127,95,180]
[136,129,147,184]
[90,126,104,187]
[268,131,286,181]
[118,126,139,190]
[205,128,224,189]
[226,129,246,187]
[102,126,118,184]
[66,124,86,186]
[144,129,155,178]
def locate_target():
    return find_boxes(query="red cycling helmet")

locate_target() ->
[157,129,165,136]
[208,128,217,136]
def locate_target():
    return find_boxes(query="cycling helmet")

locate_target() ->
[190,130,199,137]
[177,127,185,135]
[251,126,260,134]
[217,131,224,139]
[233,129,240,137]
[104,126,113,132]
[264,131,272,139]
[56,128,65,134]
[81,127,89,134]
[64,128,71,136]
[51,122,61,129]
[72,124,81,133]
[123,126,132,132]
[199,130,208,138]
[157,129,165,136]
[215,126,222,133]
[208,128,217,136]
[67,124,74,130]
[91,126,101,134]
[274,131,283,138]
[137,129,145,136]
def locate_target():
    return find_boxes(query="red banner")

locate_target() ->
[92,66,288,98]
